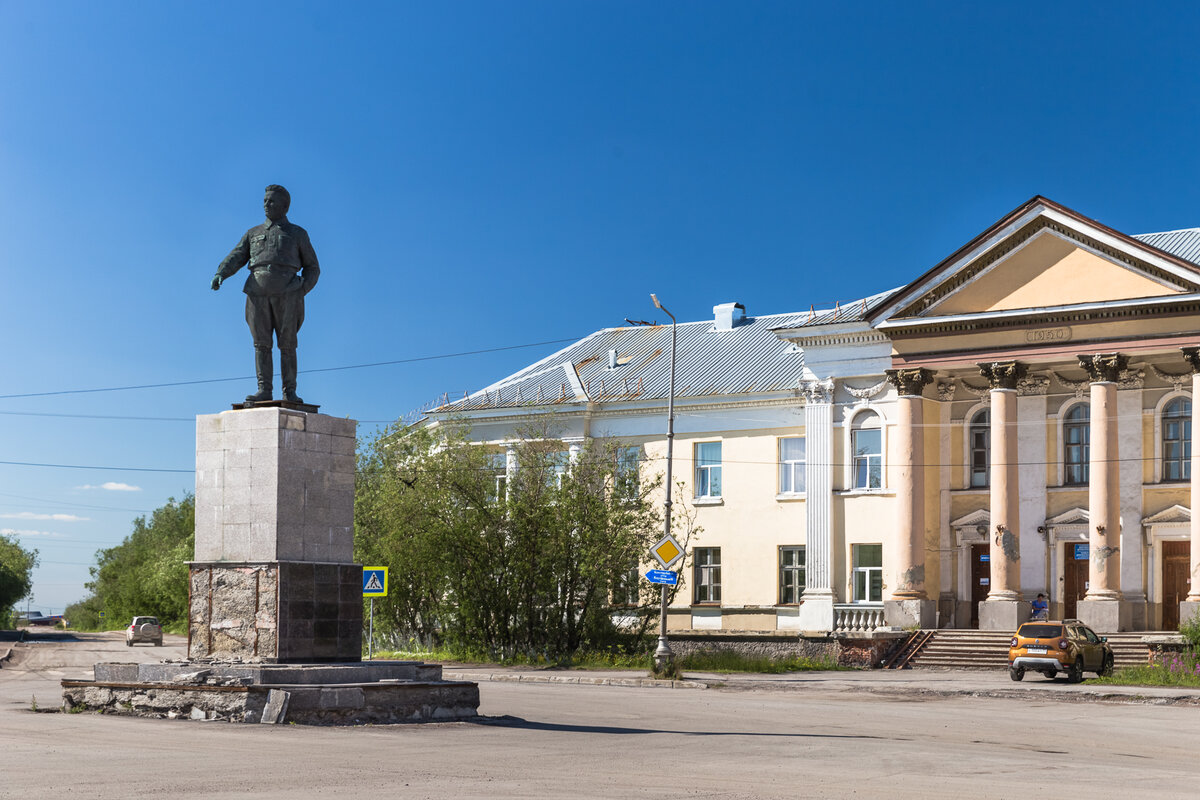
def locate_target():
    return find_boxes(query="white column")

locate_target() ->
[1118,380,1146,629]
[1077,353,1126,633]
[1017,385,1049,600]
[977,361,1026,631]
[798,379,834,634]
[1180,349,1200,623]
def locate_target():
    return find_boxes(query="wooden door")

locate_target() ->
[1163,541,1190,631]
[971,544,990,628]
[1064,543,1089,619]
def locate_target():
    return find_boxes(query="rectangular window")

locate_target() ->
[487,453,507,501]
[852,429,882,489]
[695,442,722,498]
[615,446,641,496]
[547,450,569,489]
[851,544,883,603]
[779,437,806,494]
[613,560,640,607]
[694,547,721,603]
[779,546,805,604]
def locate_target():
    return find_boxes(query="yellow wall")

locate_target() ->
[644,427,808,610]
[930,234,1177,315]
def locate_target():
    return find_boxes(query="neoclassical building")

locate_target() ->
[426,196,1200,634]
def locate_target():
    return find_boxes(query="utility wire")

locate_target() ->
[0,337,582,400]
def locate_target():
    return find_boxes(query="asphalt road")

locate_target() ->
[1,631,1198,799]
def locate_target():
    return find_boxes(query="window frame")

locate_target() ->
[778,437,806,495]
[969,407,990,488]
[1161,396,1192,483]
[779,545,805,605]
[694,441,723,499]
[851,543,883,604]
[1062,403,1090,486]
[693,547,722,604]
[850,411,883,491]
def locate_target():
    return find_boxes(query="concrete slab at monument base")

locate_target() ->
[1075,598,1130,633]
[61,660,480,725]
[884,598,935,629]
[978,599,1029,631]
[188,561,362,663]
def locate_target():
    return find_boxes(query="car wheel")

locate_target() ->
[1041,671,1056,680]
[126,639,133,647]
[1068,656,1084,683]
[1098,652,1114,677]
[155,639,163,646]
[1009,667,1025,682]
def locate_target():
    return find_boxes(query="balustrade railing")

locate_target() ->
[833,603,885,633]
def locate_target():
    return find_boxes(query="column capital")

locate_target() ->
[1077,352,1127,383]
[884,367,935,397]
[800,377,835,404]
[977,360,1027,390]
[1182,346,1200,374]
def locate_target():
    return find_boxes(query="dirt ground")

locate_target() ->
[1,630,1198,799]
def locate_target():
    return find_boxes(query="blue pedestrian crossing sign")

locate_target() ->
[363,567,389,597]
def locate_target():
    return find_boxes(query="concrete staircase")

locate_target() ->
[899,629,1157,670]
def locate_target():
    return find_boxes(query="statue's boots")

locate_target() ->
[281,348,303,404]
[246,346,273,403]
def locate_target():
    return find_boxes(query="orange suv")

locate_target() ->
[1008,619,1114,682]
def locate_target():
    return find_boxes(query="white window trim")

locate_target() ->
[777,436,806,496]
[779,545,806,605]
[850,543,884,604]
[693,440,723,500]
[962,401,990,490]
[843,406,888,492]
[1055,399,1091,488]
[1152,390,1192,484]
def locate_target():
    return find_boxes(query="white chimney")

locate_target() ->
[713,302,746,331]
[608,349,619,369]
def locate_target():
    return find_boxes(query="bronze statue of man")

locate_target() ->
[212,185,320,404]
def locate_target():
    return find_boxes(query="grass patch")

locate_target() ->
[374,642,843,674]
[1088,651,1200,688]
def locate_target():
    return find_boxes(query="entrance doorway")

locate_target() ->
[970,544,990,628]
[1163,541,1190,630]
[1064,543,1089,619]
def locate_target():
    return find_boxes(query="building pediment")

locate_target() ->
[1141,504,1190,525]
[869,197,1200,332]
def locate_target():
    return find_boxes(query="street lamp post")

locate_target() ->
[650,293,676,673]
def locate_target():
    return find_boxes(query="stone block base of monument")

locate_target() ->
[61,405,479,724]
[187,561,363,662]
[61,661,480,724]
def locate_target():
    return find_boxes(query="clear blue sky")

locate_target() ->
[3,2,1200,613]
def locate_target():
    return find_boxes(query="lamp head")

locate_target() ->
[651,293,662,309]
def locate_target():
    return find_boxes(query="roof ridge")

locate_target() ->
[1133,227,1200,238]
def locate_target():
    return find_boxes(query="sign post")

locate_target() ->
[362,567,389,661]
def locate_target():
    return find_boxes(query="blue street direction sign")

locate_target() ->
[363,567,389,597]
[646,569,678,586]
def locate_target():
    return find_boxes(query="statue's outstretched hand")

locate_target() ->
[211,275,222,290]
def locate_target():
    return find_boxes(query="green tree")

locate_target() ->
[355,420,695,660]
[69,495,194,630]
[0,533,38,628]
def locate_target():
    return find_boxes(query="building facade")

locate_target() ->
[425,196,1200,634]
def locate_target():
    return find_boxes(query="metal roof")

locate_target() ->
[439,310,817,412]
[1132,228,1200,266]
[771,287,902,329]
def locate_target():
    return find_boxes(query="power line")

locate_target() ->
[0,336,582,401]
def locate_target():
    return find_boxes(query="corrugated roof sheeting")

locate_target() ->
[1133,228,1200,267]
[442,311,812,411]
[778,287,902,328]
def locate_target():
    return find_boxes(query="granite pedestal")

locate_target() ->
[190,407,360,662]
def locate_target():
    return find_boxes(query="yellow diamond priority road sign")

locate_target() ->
[651,534,683,569]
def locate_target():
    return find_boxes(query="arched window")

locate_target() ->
[851,411,883,490]
[969,408,990,488]
[1063,404,1090,485]
[1162,397,1191,482]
